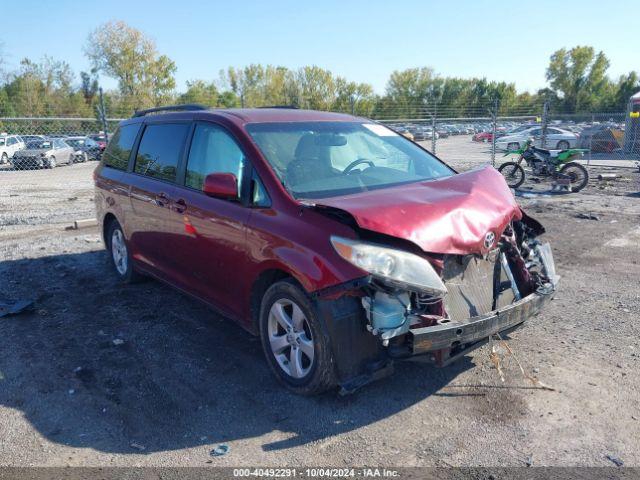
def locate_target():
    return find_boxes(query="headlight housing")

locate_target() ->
[331,236,447,297]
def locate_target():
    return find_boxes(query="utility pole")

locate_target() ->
[431,97,437,154]
[540,101,549,149]
[490,98,498,166]
[98,87,108,138]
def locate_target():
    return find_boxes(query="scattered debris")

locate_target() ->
[0,299,34,318]
[66,218,98,230]
[597,174,618,181]
[605,454,624,467]
[488,333,555,391]
[112,338,125,346]
[67,196,78,201]
[130,442,146,451]
[210,444,229,457]
[575,212,600,221]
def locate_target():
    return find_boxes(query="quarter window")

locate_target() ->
[185,123,245,194]
[103,124,141,171]
[135,123,189,183]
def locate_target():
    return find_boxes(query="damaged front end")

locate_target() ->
[317,215,558,393]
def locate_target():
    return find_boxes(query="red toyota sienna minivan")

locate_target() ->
[94,105,558,395]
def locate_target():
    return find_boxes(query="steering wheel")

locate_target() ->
[343,158,375,174]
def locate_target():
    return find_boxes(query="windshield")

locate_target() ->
[27,141,52,149]
[246,122,453,199]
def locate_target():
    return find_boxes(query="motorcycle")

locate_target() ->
[498,139,590,192]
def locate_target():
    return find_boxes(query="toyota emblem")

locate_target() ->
[484,231,496,248]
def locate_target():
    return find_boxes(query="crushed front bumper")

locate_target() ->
[409,290,554,362]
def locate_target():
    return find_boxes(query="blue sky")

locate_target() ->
[2,0,637,94]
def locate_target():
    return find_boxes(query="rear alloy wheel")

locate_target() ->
[107,220,143,283]
[259,279,337,395]
[557,140,570,150]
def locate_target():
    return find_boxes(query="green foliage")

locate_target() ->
[0,31,638,121]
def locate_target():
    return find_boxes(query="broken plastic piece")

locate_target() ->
[210,444,229,457]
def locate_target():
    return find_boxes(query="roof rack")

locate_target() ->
[257,105,299,109]
[132,104,208,118]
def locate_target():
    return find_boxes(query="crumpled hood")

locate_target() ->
[311,166,522,255]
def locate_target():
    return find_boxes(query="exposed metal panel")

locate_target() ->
[442,254,516,321]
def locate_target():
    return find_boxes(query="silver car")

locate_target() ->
[11,138,75,169]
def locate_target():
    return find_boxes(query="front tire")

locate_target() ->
[46,156,56,169]
[560,162,589,192]
[1,152,7,164]
[498,161,526,189]
[106,220,143,283]
[507,142,520,151]
[259,279,337,395]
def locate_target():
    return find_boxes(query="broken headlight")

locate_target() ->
[331,236,447,297]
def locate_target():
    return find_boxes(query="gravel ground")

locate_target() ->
[1,136,639,467]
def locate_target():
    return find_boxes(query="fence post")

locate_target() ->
[540,101,549,148]
[98,87,108,137]
[431,98,437,154]
[588,113,594,165]
[490,98,498,166]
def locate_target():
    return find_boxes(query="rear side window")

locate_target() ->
[103,124,141,170]
[185,123,245,193]
[135,123,189,183]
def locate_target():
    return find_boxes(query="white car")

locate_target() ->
[496,127,578,151]
[0,134,25,164]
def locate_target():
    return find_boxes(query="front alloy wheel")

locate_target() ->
[268,299,315,379]
[259,279,337,395]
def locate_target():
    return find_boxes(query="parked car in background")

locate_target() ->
[89,133,109,157]
[65,136,103,161]
[95,105,558,395]
[435,127,449,138]
[11,138,75,169]
[472,131,494,142]
[0,134,25,164]
[20,135,46,144]
[578,124,624,153]
[496,127,578,151]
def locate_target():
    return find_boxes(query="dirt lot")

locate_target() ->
[1,136,639,467]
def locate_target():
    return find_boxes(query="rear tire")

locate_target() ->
[106,220,144,283]
[507,142,520,151]
[259,279,337,395]
[560,162,589,192]
[557,140,570,150]
[498,161,526,189]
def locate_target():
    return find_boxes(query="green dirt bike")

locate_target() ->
[498,139,590,192]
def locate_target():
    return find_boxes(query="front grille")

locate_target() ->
[442,253,516,321]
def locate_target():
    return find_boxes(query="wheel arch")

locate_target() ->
[248,267,302,335]
[102,212,118,247]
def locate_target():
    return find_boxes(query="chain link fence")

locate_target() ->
[2,99,638,172]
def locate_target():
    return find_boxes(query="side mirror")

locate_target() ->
[203,172,238,199]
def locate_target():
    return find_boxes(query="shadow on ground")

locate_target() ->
[0,251,472,454]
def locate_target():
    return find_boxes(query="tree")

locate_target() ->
[85,20,176,110]
[546,46,612,112]
[80,71,99,105]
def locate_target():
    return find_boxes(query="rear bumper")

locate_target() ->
[409,290,553,356]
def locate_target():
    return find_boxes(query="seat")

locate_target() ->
[286,134,339,187]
